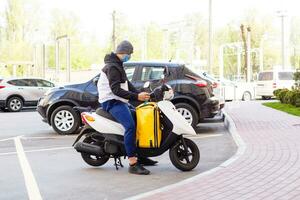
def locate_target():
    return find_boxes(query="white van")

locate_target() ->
[256,70,295,100]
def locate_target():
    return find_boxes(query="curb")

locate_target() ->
[125,111,247,200]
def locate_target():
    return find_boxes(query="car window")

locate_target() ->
[7,80,19,86]
[279,72,294,80]
[24,79,37,87]
[141,66,165,81]
[7,79,32,86]
[124,66,135,81]
[258,72,273,81]
[85,82,98,95]
[36,79,54,87]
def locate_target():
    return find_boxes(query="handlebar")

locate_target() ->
[147,84,171,102]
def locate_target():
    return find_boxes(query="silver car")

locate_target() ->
[0,78,55,112]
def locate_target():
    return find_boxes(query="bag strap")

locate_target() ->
[137,102,157,109]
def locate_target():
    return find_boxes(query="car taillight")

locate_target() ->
[194,80,208,87]
[0,85,5,89]
[273,83,277,88]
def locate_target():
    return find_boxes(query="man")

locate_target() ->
[97,40,156,175]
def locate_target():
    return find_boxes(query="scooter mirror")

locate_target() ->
[93,76,99,85]
[164,66,170,77]
[143,81,150,89]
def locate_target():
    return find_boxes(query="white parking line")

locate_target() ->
[26,146,72,153]
[0,146,72,156]
[23,136,76,140]
[14,136,42,200]
[0,137,15,142]
[0,151,16,156]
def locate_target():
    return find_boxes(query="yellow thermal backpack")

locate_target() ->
[136,102,162,148]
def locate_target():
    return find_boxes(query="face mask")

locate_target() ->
[122,54,131,62]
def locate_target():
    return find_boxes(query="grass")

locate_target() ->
[263,102,300,117]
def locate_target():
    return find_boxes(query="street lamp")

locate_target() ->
[219,42,242,80]
[162,28,169,60]
[208,0,213,74]
[277,10,288,70]
[55,35,71,83]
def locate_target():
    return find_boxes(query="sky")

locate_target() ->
[0,0,298,45]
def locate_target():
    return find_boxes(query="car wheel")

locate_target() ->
[51,105,80,135]
[7,96,23,112]
[242,91,252,101]
[262,96,271,100]
[175,103,199,128]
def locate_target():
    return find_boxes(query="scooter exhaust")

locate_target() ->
[74,142,104,156]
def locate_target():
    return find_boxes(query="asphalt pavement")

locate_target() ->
[0,108,237,200]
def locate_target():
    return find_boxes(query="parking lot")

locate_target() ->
[0,108,236,200]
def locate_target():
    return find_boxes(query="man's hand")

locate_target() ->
[138,92,150,101]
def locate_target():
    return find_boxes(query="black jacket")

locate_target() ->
[102,52,139,101]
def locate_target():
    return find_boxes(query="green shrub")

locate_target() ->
[284,90,294,104]
[277,89,289,103]
[294,70,300,90]
[290,90,300,107]
[273,89,283,97]
[295,98,300,107]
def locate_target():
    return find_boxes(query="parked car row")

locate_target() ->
[0,61,225,135]
[196,71,255,102]
[36,61,220,135]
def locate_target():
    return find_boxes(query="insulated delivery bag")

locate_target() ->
[136,102,162,148]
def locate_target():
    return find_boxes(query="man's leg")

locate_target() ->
[107,101,150,175]
[108,102,136,158]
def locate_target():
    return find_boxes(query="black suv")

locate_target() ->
[37,61,219,134]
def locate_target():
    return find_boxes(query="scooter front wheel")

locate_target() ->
[169,138,200,171]
[81,137,110,167]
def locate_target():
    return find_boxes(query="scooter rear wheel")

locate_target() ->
[81,137,110,167]
[169,138,200,171]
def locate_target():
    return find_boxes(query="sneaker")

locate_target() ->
[129,162,150,175]
[138,157,158,166]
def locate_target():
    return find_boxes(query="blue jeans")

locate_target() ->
[101,100,136,157]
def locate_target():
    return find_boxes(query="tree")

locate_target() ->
[5,0,24,42]
[49,9,89,70]
[0,0,41,65]
[214,8,278,79]
[290,16,300,68]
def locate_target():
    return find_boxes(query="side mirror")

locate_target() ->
[143,81,150,89]
[93,76,99,85]
[161,74,165,79]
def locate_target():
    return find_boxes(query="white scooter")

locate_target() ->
[73,80,200,171]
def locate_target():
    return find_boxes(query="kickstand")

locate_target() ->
[114,157,124,170]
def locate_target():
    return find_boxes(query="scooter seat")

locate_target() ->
[96,108,118,123]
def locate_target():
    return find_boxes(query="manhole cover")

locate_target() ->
[293,124,300,127]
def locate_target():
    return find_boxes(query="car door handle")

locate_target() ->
[38,88,44,90]
[18,88,24,90]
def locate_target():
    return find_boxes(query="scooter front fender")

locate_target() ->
[158,101,196,136]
